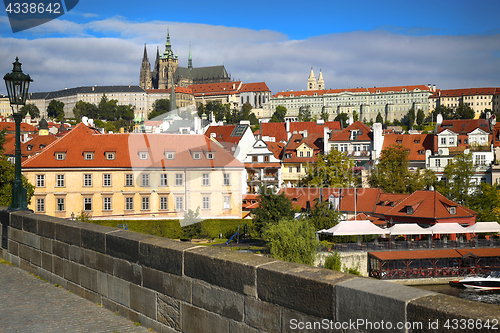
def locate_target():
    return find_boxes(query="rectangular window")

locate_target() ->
[36,174,45,187]
[105,152,116,160]
[55,152,66,160]
[252,156,258,162]
[103,174,111,187]
[56,174,65,187]
[297,166,301,173]
[441,137,446,145]
[103,197,111,211]
[264,155,270,162]
[84,174,92,187]
[142,197,150,210]
[84,152,94,160]
[84,197,92,211]
[160,174,168,186]
[202,174,210,186]
[139,152,148,160]
[223,173,230,186]
[436,159,441,167]
[125,197,133,210]
[193,152,201,159]
[165,152,175,159]
[36,198,45,212]
[142,174,150,187]
[449,137,455,144]
[289,166,293,173]
[175,196,183,210]
[206,152,214,159]
[299,151,304,157]
[175,173,183,186]
[223,196,231,209]
[160,196,168,210]
[203,196,210,209]
[306,151,311,157]
[56,198,65,211]
[125,174,134,186]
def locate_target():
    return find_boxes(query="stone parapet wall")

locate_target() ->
[1,209,499,333]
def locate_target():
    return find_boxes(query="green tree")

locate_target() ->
[262,218,318,265]
[270,105,287,123]
[375,112,384,124]
[324,251,342,271]
[431,105,453,121]
[369,144,436,193]
[304,199,344,231]
[455,104,475,120]
[252,186,294,236]
[334,113,349,128]
[72,100,99,119]
[352,110,359,122]
[416,109,425,127]
[98,94,118,121]
[300,149,356,188]
[148,99,170,119]
[20,103,40,118]
[436,152,475,206]
[469,183,500,222]
[0,129,34,206]
[406,108,416,130]
[47,100,65,121]
[116,105,135,121]
[320,110,329,122]
[298,106,312,122]
[181,207,202,239]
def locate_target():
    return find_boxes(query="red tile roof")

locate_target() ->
[239,82,270,93]
[282,133,324,163]
[274,85,432,98]
[260,121,340,143]
[4,134,58,161]
[382,133,434,162]
[437,119,491,135]
[146,86,194,94]
[205,124,250,145]
[329,121,372,142]
[22,122,243,169]
[0,121,38,133]
[189,81,241,97]
[430,87,500,98]
[2,134,15,153]
[266,141,285,159]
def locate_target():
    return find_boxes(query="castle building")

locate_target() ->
[140,31,231,90]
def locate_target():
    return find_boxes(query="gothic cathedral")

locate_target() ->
[140,30,231,90]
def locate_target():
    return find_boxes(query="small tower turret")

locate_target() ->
[307,67,317,91]
[317,69,325,90]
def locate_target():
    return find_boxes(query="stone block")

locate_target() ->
[181,303,229,333]
[83,289,102,305]
[143,266,164,293]
[55,221,81,246]
[80,223,114,253]
[18,243,30,261]
[10,212,24,230]
[9,254,20,267]
[407,294,500,333]
[9,227,24,243]
[68,245,84,264]
[63,259,80,284]
[22,215,38,233]
[164,272,192,303]
[244,296,281,333]
[30,248,42,267]
[52,240,69,259]
[84,249,97,269]
[95,251,114,274]
[8,239,18,256]
[37,216,57,238]
[282,308,342,333]
[139,314,166,333]
[257,261,355,320]
[107,274,130,307]
[185,246,275,296]
[40,237,52,253]
[139,237,197,275]
[335,278,436,333]
[53,256,64,276]
[106,230,153,263]
[130,284,157,319]
[67,281,86,298]
[157,294,181,330]
[50,274,67,289]
[102,298,140,323]
[96,270,108,297]
[229,320,263,333]
[24,232,40,249]
[41,252,52,272]
[80,265,98,292]
[192,281,244,321]
[0,209,10,227]
[113,257,142,285]
[36,267,52,283]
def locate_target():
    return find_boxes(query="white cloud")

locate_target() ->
[1,17,500,97]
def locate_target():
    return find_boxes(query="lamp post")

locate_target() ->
[4,57,32,211]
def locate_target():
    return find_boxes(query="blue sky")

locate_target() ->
[1,0,500,94]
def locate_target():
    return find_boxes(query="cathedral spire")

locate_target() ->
[307,67,317,91]
[188,42,193,69]
[162,28,175,59]
[142,44,148,62]
[317,69,325,90]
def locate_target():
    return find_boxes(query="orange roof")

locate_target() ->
[282,132,324,163]
[260,121,340,143]
[369,249,464,261]
[0,121,37,133]
[239,82,270,93]
[22,122,243,170]
[189,81,241,96]
[430,87,500,98]
[205,124,250,146]
[437,119,491,135]
[274,85,432,98]
[329,121,372,142]
[382,133,434,162]
[2,134,15,152]
[266,141,285,159]
[146,87,193,94]
[373,193,410,215]
[4,134,58,159]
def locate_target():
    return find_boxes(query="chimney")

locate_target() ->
[286,120,291,140]
[433,84,436,92]
[303,129,308,138]
[324,126,330,154]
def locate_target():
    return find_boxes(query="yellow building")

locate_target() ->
[22,123,243,220]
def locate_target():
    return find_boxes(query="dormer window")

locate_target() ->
[193,152,201,159]
[139,152,148,160]
[27,145,33,151]
[165,152,175,159]
[406,206,414,215]
[105,152,116,160]
[55,152,66,160]
[84,152,94,160]
[449,207,456,215]
[206,152,214,159]
[39,144,45,149]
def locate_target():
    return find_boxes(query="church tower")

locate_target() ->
[188,43,193,70]
[139,44,153,90]
[307,67,317,91]
[317,69,325,90]
[158,29,179,90]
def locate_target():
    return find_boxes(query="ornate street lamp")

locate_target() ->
[4,57,33,210]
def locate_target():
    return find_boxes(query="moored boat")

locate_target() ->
[449,269,500,290]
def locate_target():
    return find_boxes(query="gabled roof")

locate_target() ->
[0,121,38,133]
[430,87,500,98]
[382,133,434,162]
[260,121,341,143]
[437,119,491,135]
[329,121,372,142]
[383,190,476,220]
[205,124,250,145]
[189,81,241,96]
[22,122,243,169]
[282,133,324,163]
[239,82,270,93]
[4,134,58,159]
[175,65,229,81]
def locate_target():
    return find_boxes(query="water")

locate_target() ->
[414,284,500,306]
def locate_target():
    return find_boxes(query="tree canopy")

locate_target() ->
[20,103,40,118]
[148,99,170,119]
[298,106,312,122]
[303,199,344,231]
[72,94,135,122]
[252,186,294,236]
[47,100,65,121]
[369,144,436,193]
[469,183,500,223]
[435,152,475,206]
[334,113,349,128]
[300,149,356,188]
[270,105,287,123]
[375,112,383,124]
[455,104,475,120]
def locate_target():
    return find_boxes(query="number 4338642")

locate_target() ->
[5,2,62,14]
